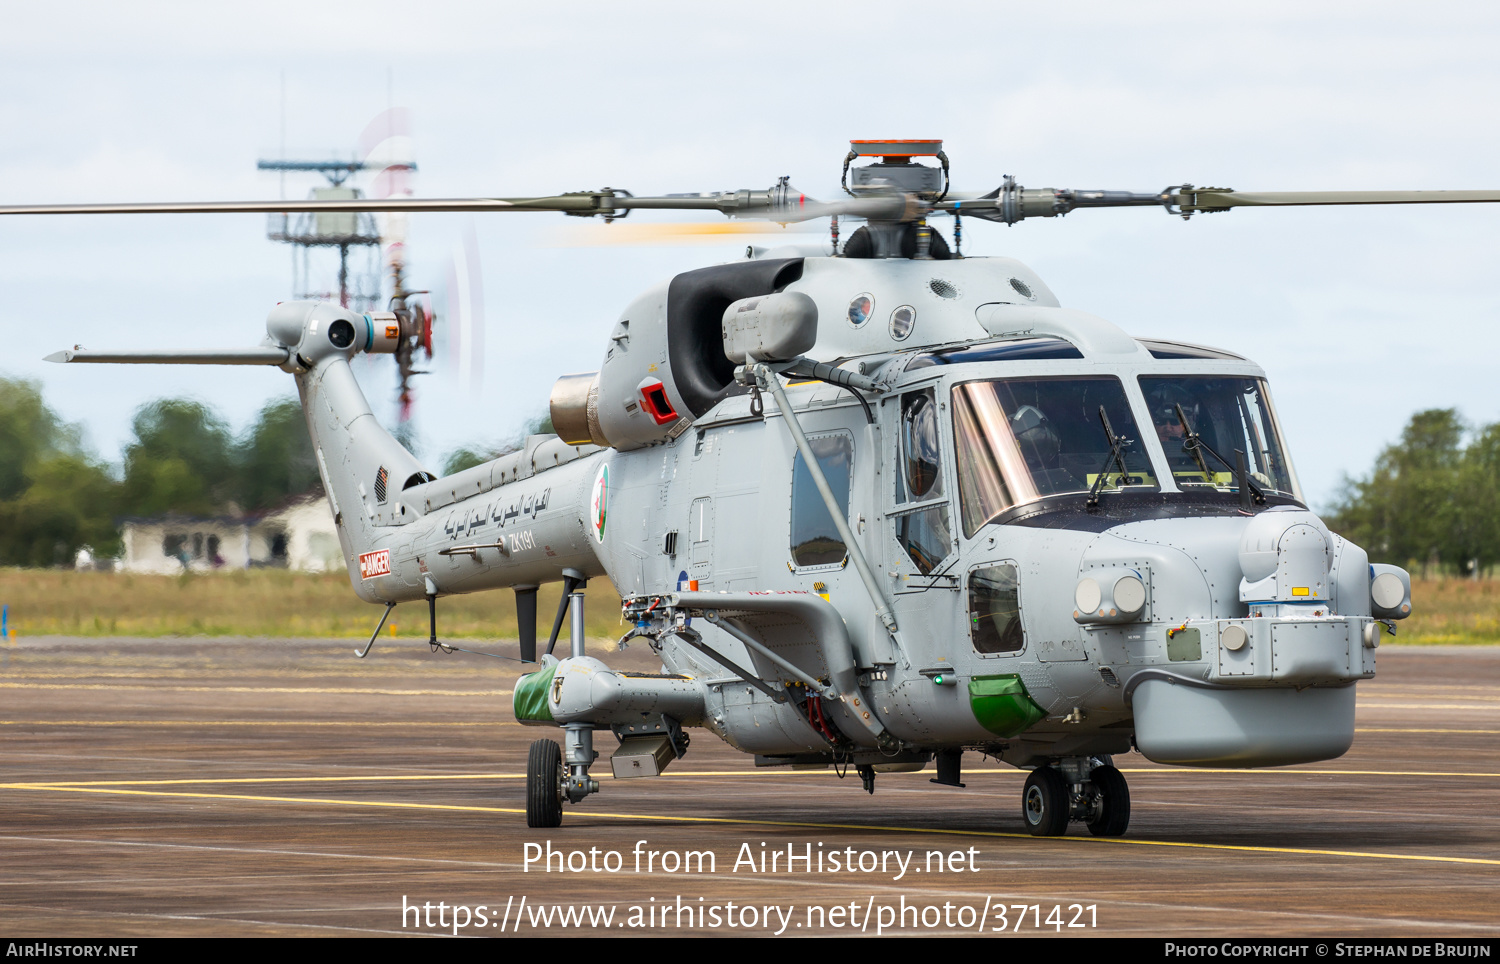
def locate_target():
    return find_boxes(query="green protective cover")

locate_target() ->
[513,664,558,724]
[968,674,1046,737]
[1167,627,1202,662]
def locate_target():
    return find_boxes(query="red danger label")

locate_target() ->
[359,549,391,579]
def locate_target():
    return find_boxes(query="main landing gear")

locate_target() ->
[1021,757,1130,837]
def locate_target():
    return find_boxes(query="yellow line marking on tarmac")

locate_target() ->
[1,687,1491,705]
[2,719,1490,737]
[0,722,1493,746]
[1357,727,1500,734]
[1116,768,1500,778]
[0,721,517,727]
[3,774,525,788]
[0,683,510,697]
[0,673,509,683]
[6,765,1498,791]
[3,783,1499,868]
[0,721,1495,743]
[1358,703,1500,710]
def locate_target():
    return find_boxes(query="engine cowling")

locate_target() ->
[551,258,805,450]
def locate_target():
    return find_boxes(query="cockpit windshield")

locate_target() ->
[1137,376,1300,500]
[952,376,1156,537]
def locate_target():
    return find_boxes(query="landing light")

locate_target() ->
[1073,571,1148,624]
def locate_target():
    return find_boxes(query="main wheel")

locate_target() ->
[1022,766,1070,836]
[1086,764,1130,837]
[527,739,564,828]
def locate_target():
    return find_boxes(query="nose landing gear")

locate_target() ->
[526,739,565,829]
[1021,758,1131,837]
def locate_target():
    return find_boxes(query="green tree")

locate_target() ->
[0,377,76,499]
[440,411,555,476]
[1453,423,1500,576]
[120,399,235,517]
[0,377,120,566]
[1328,409,1466,573]
[235,397,322,511]
[442,446,494,475]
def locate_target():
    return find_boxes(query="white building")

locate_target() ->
[119,495,342,574]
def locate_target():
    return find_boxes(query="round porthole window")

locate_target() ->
[847,293,875,327]
[890,305,916,341]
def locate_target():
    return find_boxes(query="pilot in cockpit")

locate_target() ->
[1146,383,1199,448]
[1010,404,1081,491]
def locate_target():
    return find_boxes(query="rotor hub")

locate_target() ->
[845,139,948,200]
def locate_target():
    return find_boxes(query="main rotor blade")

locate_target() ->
[0,189,922,222]
[45,347,289,365]
[1184,188,1500,209]
[0,196,603,216]
[939,184,1500,223]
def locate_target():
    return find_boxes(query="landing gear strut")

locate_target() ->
[1021,757,1131,837]
[524,573,600,829]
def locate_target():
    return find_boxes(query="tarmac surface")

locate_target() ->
[0,634,1496,938]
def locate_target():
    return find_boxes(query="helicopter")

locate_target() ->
[14,137,1492,835]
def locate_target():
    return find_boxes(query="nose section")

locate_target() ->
[1277,524,1330,593]
[1237,507,1334,610]
[1075,523,1230,625]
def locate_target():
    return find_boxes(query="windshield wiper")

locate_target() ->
[1086,406,1133,511]
[1173,403,1267,507]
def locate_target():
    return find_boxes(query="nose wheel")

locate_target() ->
[527,739,565,828]
[1021,760,1131,837]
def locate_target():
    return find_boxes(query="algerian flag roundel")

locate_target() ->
[590,463,609,543]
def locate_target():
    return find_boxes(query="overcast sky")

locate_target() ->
[4,1,1499,508]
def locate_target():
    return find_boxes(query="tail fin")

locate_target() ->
[49,300,431,599]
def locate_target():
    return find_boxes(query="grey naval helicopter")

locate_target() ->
[19,137,1498,835]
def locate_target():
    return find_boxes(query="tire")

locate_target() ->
[1022,766,1069,836]
[1087,764,1130,837]
[527,739,564,829]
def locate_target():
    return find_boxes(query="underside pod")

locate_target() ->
[1132,679,1355,767]
[520,656,708,728]
[709,684,830,756]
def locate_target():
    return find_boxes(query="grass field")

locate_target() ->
[0,568,627,642]
[0,570,1494,645]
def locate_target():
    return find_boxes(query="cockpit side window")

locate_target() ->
[899,389,943,502]
[892,388,953,575]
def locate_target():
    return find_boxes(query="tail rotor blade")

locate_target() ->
[440,221,484,398]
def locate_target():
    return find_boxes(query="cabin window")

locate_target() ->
[969,563,1023,654]
[790,432,853,568]
[895,506,951,574]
